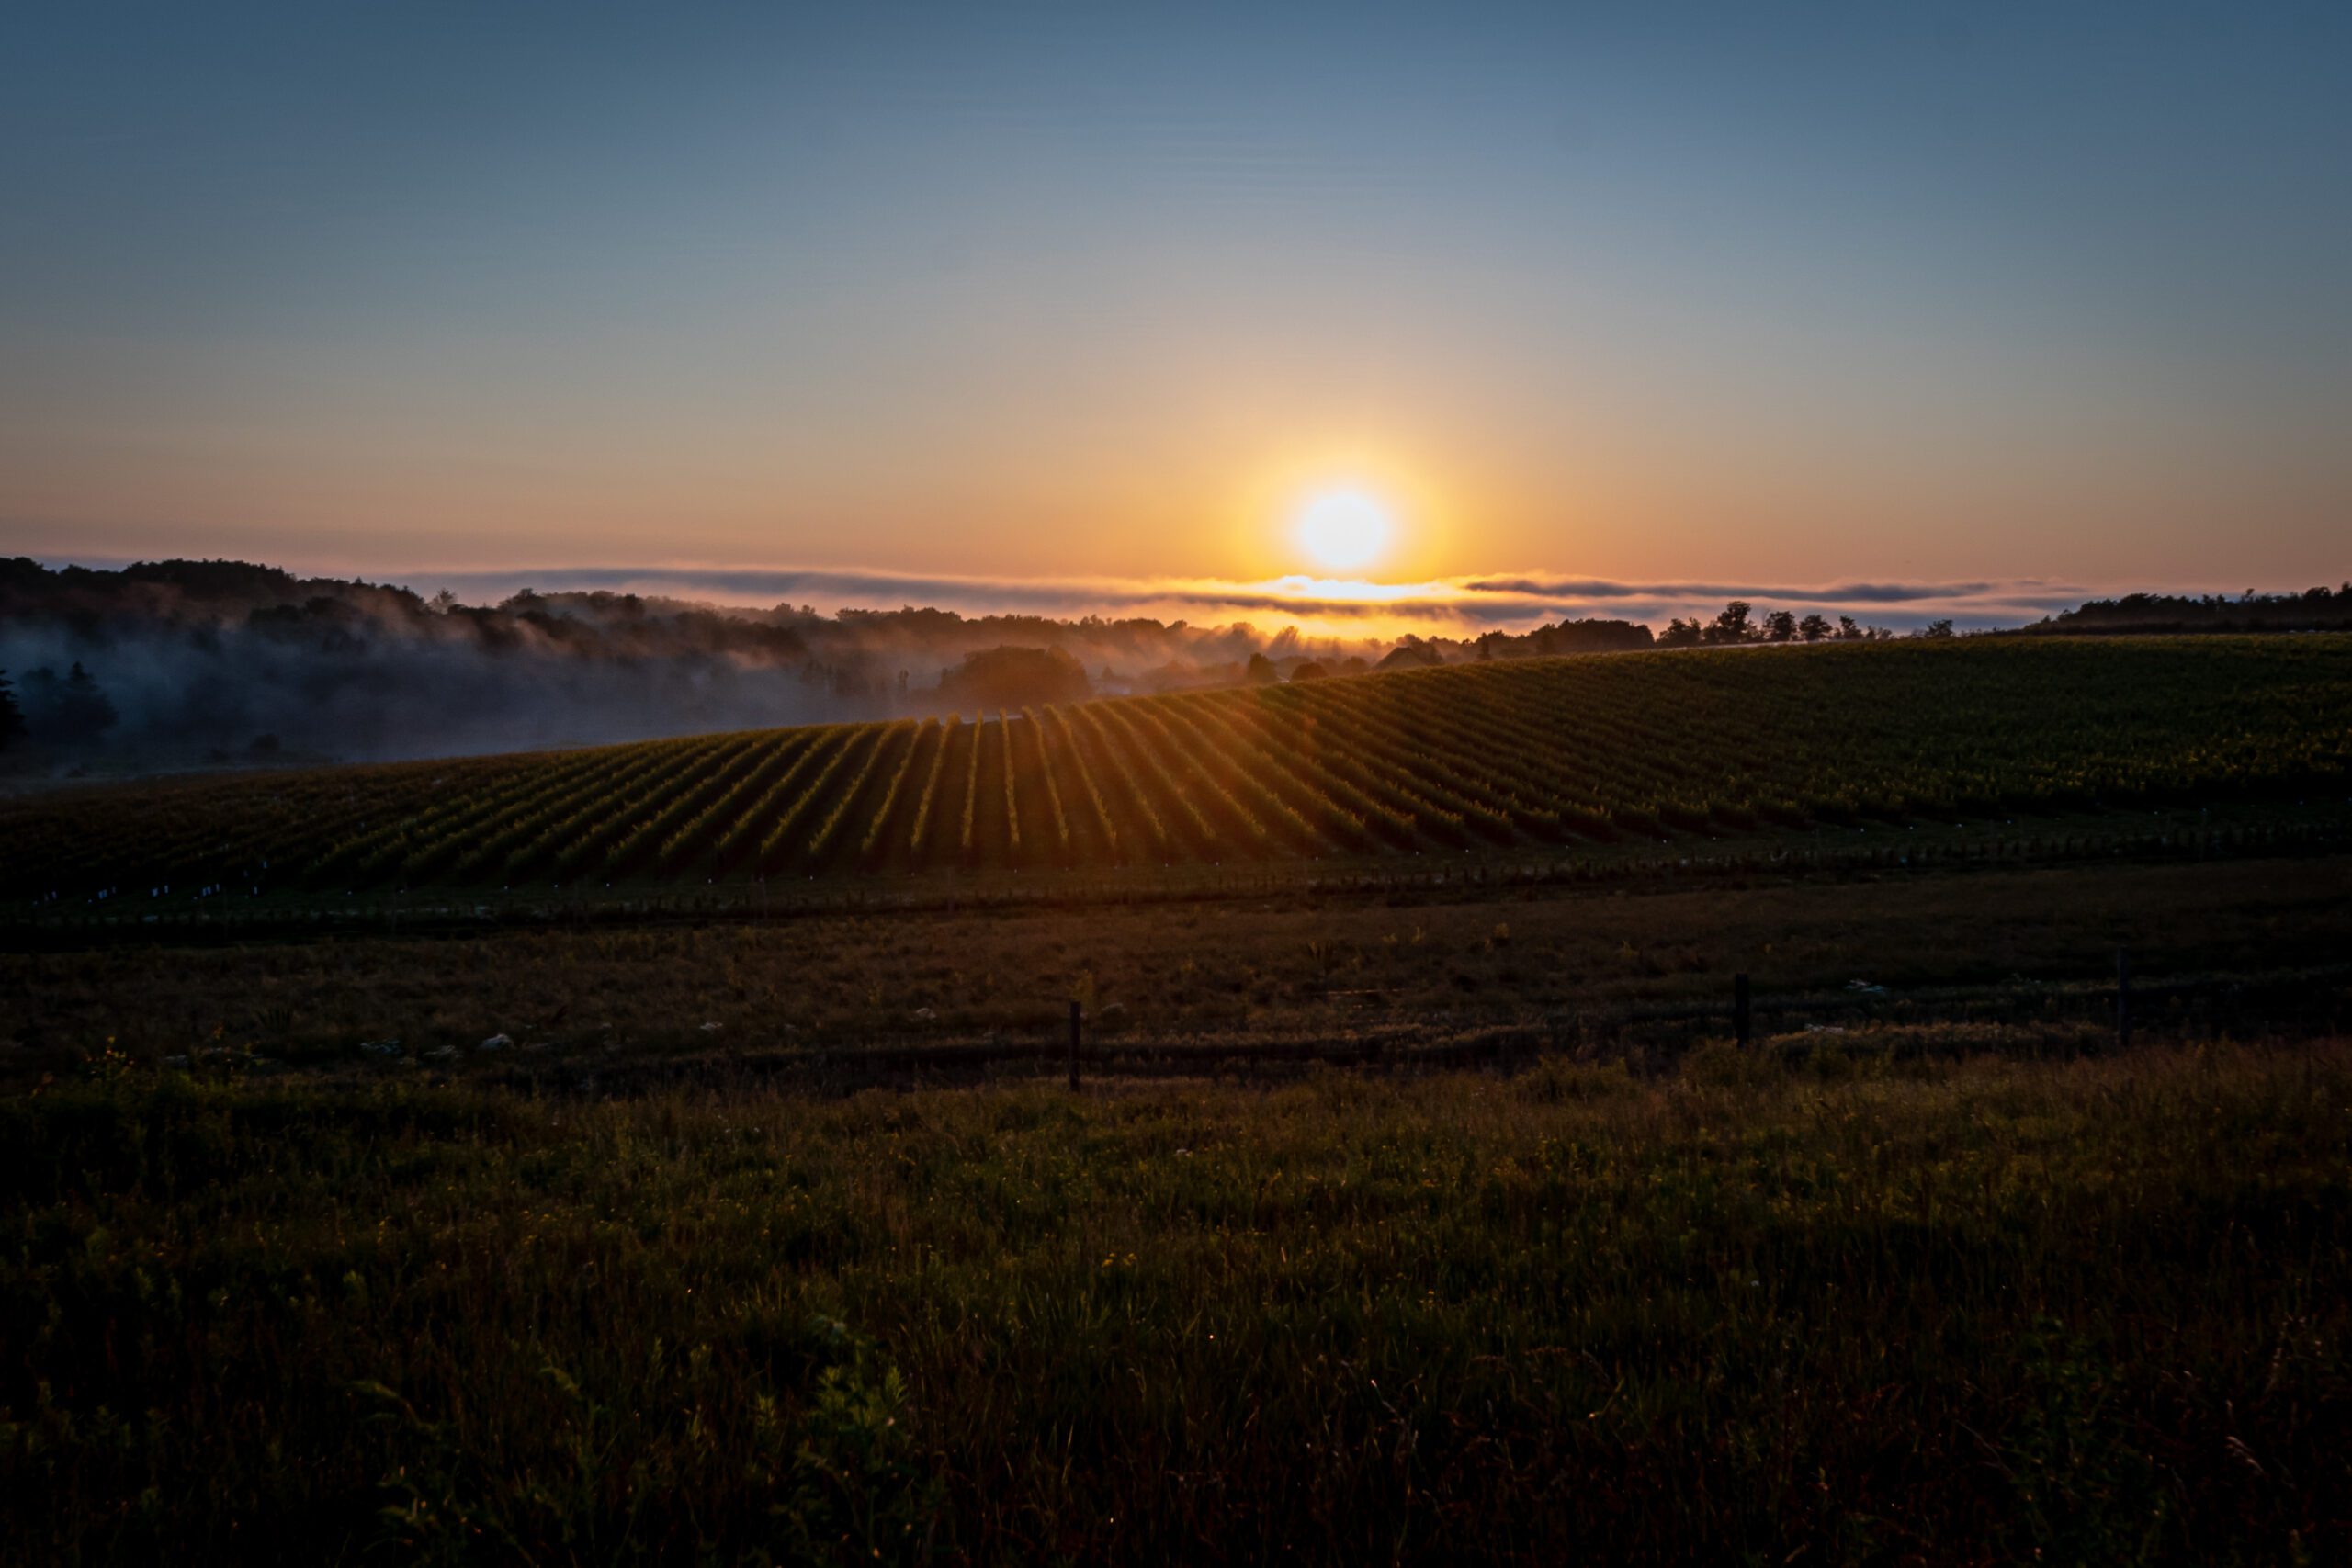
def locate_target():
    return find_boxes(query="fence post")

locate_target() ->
[1735,973,1752,1048]
[2116,947,2131,1049]
[1069,999,1082,1091]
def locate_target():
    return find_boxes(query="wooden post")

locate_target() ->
[1734,973,1752,1048]
[2116,947,2131,1049]
[1069,999,1081,1091]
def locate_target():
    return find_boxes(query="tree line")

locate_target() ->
[0,662,118,753]
[2028,585,2352,636]
[1655,601,1935,647]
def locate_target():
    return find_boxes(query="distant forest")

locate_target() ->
[2023,586,2352,636]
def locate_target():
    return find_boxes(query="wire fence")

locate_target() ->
[505,955,2352,1097]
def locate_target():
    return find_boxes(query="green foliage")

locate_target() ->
[0,669,26,750]
[2,1044,2348,1561]
[18,662,119,744]
[782,1321,946,1564]
[934,644,1091,712]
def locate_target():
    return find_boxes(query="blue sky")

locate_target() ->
[3,2,2346,606]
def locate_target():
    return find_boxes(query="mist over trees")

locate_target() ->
[17,663,119,743]
[933,646,1091,712]
[1377,641,1443,671]
[0,558,1401,773]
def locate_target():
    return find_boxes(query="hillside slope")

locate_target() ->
[5,637,2348,901]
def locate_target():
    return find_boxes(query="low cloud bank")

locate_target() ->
[422,563,2092,633]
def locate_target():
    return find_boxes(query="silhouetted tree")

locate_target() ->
[1705,601,1755,644]
[1763,610,1797,643]
[1659,617,1703,649]
[0,670,24,750]
[1509,619,1655,656]
[1374,641,1442,671]
[21,662,118,743]
[1246,652,1282,683]
[934,646,1091,710]
[1798,613,1830,642]
[1837,615,1864,641]
[1290,660,1329,682]
[1914,619,1955,638]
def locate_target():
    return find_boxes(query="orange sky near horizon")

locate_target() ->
[3,6,2347,597]
[10,372,2343,594]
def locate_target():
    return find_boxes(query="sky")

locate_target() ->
[2,2,2346,631]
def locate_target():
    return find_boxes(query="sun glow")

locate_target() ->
[1262,574,1434,604]
[1294,489,1396,572]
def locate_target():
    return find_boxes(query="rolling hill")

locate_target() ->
[6,636,2348,904]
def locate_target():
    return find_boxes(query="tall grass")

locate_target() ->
[4,1042,2348,1562]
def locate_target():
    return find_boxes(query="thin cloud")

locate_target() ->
[1460,576,2013,604]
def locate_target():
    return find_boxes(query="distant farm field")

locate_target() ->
[6,636,2348,904]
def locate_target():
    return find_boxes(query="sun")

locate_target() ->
[1293,489,1395,572]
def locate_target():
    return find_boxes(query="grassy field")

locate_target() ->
[5,1038,2346,1563]
[7,851,2346,1079]
[7,636,2350,1562]
[6,636,2348,907]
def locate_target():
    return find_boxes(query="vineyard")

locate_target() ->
[6,635,2349,905]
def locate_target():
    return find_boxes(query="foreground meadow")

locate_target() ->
[5,1039,2347,1563]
